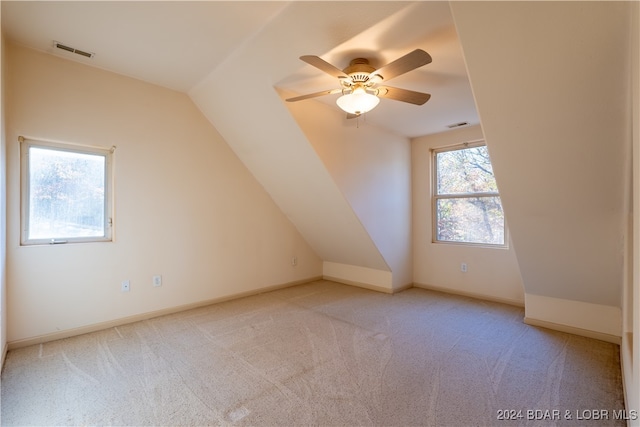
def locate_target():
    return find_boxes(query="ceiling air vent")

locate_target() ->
[53,41,94,59]
[447,121,469,129]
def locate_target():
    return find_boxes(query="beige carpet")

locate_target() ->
[0,280,625,426]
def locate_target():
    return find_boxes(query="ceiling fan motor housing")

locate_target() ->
[343,58,376,82]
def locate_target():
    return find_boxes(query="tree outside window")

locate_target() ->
[20,138,113,245]
[432,142,505,246]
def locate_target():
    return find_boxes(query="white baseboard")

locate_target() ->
[322,262,392,292]
[393,282,414,293]
[620,333,638,422]
[7,276,322,351]
[1,341,7,372]
[323,275,395,294]
[524,317,621,345]
[413,282,525,307]
[524,293,621,344]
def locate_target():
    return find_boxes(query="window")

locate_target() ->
[432,141,505,246]
[20,137,113,245]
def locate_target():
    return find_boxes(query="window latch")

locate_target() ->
[50,239,68,245]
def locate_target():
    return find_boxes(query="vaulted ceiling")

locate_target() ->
[1,1,478,139]
[2,2,635,314]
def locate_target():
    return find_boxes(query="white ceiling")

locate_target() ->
[2,1,478,138]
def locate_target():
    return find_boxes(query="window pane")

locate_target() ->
[29,147,106,240]
[436,145,498,195]
[436,196,505,245]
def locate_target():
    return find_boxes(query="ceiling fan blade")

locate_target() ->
[370,49,432,82]
[285,88,342,102]
[300,55,350,80]
[377,86,431,105]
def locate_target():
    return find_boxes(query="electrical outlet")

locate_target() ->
[153,275,162,287]
[121,280,130,292]
[460,263,468,273]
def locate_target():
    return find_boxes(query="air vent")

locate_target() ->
[447,121,469,129]
[53,41,94,59]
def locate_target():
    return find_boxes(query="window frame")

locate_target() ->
[431,140,507,248]
[20,136,114,246]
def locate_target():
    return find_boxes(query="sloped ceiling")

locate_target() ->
[276,1,478,138]
[3,1,478,285]
[186,1,478,283]
[1,1,478,139]
[188,2,411,275]
[1,1,289,93]
[3,1,633,304]
[450,1,632,307]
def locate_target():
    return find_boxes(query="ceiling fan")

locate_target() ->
[286,49,432,117]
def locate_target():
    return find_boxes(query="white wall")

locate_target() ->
[412,125,524,305]
[189,2,411,289]
[283,93,412,290]
[450,2,630,309]
[624,0,640,418]
[5,42,322,345]
[0,17,7,364]
[450,2,630,340]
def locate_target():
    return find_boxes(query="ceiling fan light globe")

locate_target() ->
[336,92,380,115]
